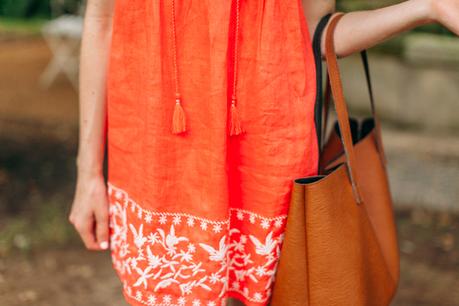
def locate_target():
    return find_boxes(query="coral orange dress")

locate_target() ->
[106,0,318,305]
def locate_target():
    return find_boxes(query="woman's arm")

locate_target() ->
[69,0,115,251]
[303,0,459,57]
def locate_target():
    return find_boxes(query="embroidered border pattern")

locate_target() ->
[108,183,287,306]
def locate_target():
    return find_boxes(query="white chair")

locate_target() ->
[40,2,84,89]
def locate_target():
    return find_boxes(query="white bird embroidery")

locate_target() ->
[199,236,228,262]
[249,232,277,256]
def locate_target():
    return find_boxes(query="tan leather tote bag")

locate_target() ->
[270,13,400,306]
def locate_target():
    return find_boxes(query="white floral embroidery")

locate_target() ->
[147,294,156,305]
[173,215,182,225]
[212,223,222,233]
[260,219,270,229]
[108,183,287,305]
[159,215,167,224]
[145,213,153,224]
[200,221,208,231]
[274,219,283,228]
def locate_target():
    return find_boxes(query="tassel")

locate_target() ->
[229,102,244,136]
[172,97,186,134]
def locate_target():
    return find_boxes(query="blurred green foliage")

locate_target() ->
[0,17,46,35]
[0,0,51,18]
[0,0,82,18]
[0,199,77,256]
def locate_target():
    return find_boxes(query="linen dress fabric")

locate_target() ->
[106,0,318,305]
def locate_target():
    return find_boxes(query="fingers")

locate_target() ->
[72,214,100,250]
[68,176,110,251]
[95,204,110,250]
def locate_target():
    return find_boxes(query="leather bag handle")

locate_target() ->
[324,52,376,122]
[324,45,387,165]
[362,53,388,165]
[322,52,374,141]
[325,13,364,204]
[313,14,375,152]
[313,14,386,167]
[312,13,332,152]
[321,39,387,165]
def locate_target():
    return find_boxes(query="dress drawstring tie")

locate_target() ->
[170,0,244,136]
[171,0,186,134]
[229,0,244,136]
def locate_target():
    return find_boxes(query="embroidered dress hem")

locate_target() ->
[108,183,287,306]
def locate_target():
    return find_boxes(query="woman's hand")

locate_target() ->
[69,173,109,251]
[429,0,459,35]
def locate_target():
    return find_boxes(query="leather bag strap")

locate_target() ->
[313,15,376,153]
[313,13,332,152]
[362,52,388,165]
[361,50,376,118]
[325,13,363,204]
[320,32,387,166]
[323,52,375,135]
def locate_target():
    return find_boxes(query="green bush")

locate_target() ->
[0,0,82,18]
[0,0,51,18]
